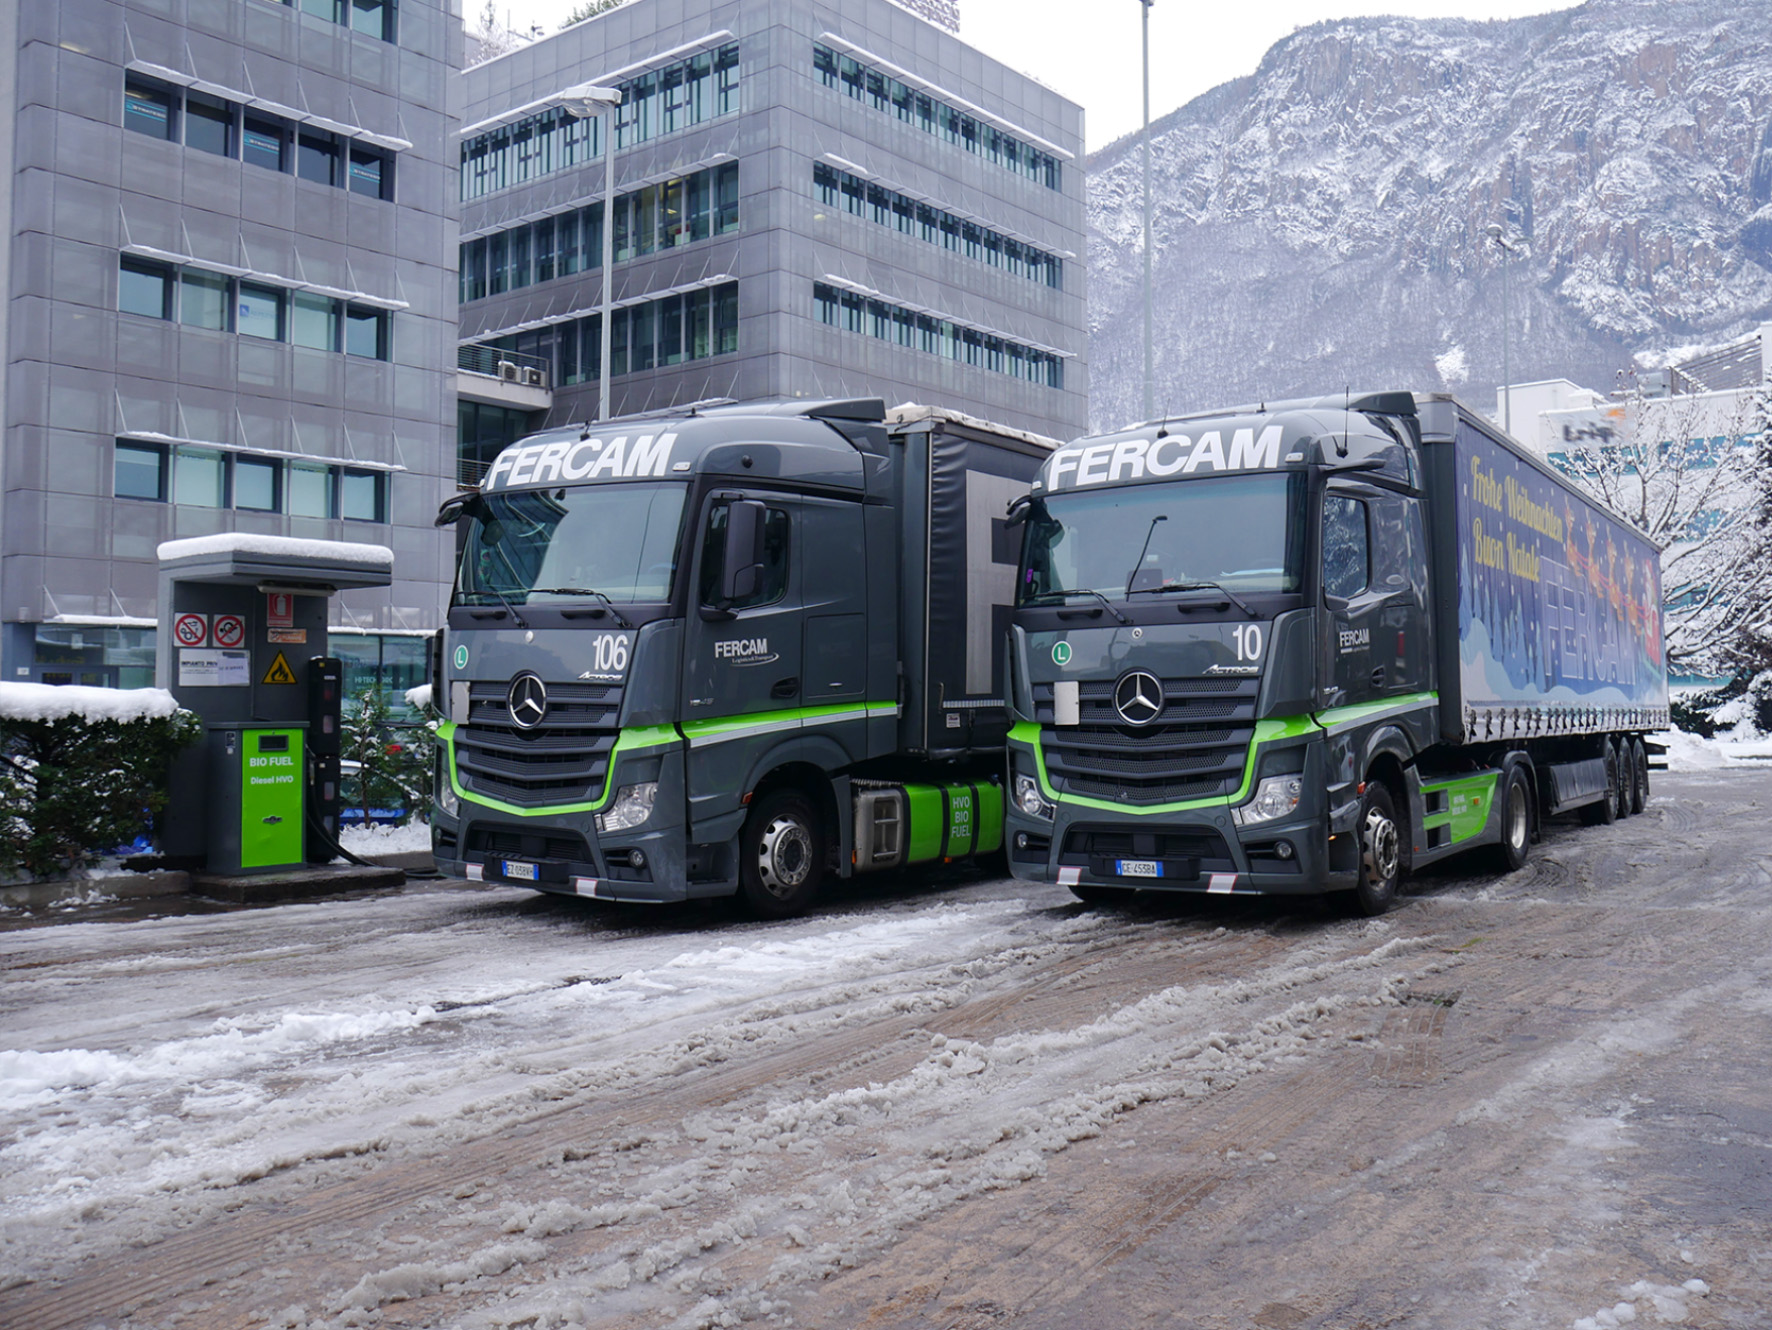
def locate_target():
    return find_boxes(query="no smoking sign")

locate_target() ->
[173,613,209,648]
[212,614,246,649]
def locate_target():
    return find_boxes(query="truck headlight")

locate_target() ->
[436,755,459,816]
[596,782,657,834]
[1014,773,1055,821]
[1234,775,1302,826]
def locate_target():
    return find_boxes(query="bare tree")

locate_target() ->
[1552,370,1768,676]
[466,1,526,66]
[560,0,628,26]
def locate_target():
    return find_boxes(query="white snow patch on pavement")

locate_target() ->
[1573,1278,1710,1328]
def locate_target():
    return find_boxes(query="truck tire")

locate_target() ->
[1613,737,1633,820]
[1492,765,1532,873]
[1348,782,1403,916]
[1581,742,1619,826]
[738,789,824,918]
[1630,737,1649,814]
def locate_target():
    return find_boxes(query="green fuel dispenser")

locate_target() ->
[155,536,393,876]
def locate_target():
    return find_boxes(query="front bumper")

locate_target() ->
[1005,732,1359,897]
[431,742,732,902]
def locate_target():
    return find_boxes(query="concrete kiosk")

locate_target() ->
[156,535,393,878]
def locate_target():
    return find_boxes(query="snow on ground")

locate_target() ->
[1659,728,1772,771]
[339,818,433,856]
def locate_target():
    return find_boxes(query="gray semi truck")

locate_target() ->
[1003,392,1670,913]
[429,398,1054,916]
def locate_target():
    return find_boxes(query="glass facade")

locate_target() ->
[813,163,1063,289]
[460,163,739,304]
[813,43,1063,190]
[814,282,1065,389]
[120,257,391,359]
[460,43,740,200]
[113,442,390,523]
[464,282,740,390]
[120,75,395,201]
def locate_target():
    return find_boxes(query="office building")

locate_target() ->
[0,0,460,689]
[455,0,1087,476]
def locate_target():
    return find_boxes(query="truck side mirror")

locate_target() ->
[721,499,767,603]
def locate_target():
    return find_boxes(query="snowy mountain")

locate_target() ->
[1085,0,1772,432]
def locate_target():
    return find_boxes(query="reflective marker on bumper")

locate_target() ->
[572,877,601,896]
[465,863,484,881]
[1208,873,1238,894]
[1057,866,1081,886]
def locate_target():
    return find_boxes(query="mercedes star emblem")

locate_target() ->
[507,672,549,729]
[1113,670,1165,726]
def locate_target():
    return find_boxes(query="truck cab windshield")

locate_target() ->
[1019,472,1307,606]
[454,481,687,606]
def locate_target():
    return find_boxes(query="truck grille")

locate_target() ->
[453,680,622,807]
[1033,677,1257,804]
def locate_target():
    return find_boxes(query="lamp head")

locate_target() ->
[558,81,622,119]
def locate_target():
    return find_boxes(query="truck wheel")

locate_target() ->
[1349,782,1403,916]
[1581,742,1619,826]
[1631,737,1649,813]
[1492,765,1532,873]
[1614,737,1633,820]
[739,789,824,918]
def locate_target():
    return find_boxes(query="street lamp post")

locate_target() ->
[1141,0,1154,422]
[559,82,623,423]
[1486,222,1519,436]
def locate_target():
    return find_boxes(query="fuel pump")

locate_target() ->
[307,656,344,863]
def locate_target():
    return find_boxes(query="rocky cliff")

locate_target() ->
[1086,0,1772,431]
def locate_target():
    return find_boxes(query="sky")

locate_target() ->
[482,0,1579,150]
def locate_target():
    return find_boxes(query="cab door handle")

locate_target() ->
[771,676,800,699]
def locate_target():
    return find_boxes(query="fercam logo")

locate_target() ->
[716,638,779,667]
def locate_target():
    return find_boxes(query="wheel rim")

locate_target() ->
[1506,779,1528,853]
[756,816,813,897]
[1363,806,1400,884]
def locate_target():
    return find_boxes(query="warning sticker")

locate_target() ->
[212,614,246,649]
[261,652,298,685]
[173,613,209,648]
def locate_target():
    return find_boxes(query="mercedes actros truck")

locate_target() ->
[429,398,1053,916]
[1003,392,1669,914]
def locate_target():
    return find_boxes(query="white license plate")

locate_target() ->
[503,859,539,881]
[1117,859,1162,878]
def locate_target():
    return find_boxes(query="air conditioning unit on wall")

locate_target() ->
[496,360,519,381]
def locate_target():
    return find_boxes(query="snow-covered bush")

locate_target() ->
[341,684,434,826]
[0,685,201,879]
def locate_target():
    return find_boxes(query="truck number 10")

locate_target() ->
[1232,624,1264,662]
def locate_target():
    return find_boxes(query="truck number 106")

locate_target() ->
[1232,623,1264,662]
[591,633,630,673]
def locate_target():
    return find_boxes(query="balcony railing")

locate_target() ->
[458,344,550,390]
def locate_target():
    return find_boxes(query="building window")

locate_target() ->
[288,462,331,517]
[118,75,396,194]
[460,42,740,201]
[812,282,1064,389]
[124,78,175,140]
[180,270,231,331]
[338,468,385,521]
[345,306,390,360]
[258,0,396,41]
[114,442,167,500]
[459,163,737,305]
[348,147,389,199]
[243,115,288,172]
[235,456,281,511]
[811,43,1063,191]
[292,291,340,351]
[185,95,234,157]
[237,283,285,340]
[173,446,228,508]
[118,258,172,319]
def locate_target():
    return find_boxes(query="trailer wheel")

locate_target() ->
[1492,765,1532,873]
[1631,737,1649,813]
[1614,737,1633,820]
[1581,742,1619,826]
[738,789,824,918]
[1348,782,1403,916]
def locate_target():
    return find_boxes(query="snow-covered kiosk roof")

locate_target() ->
[156,534,394,593]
